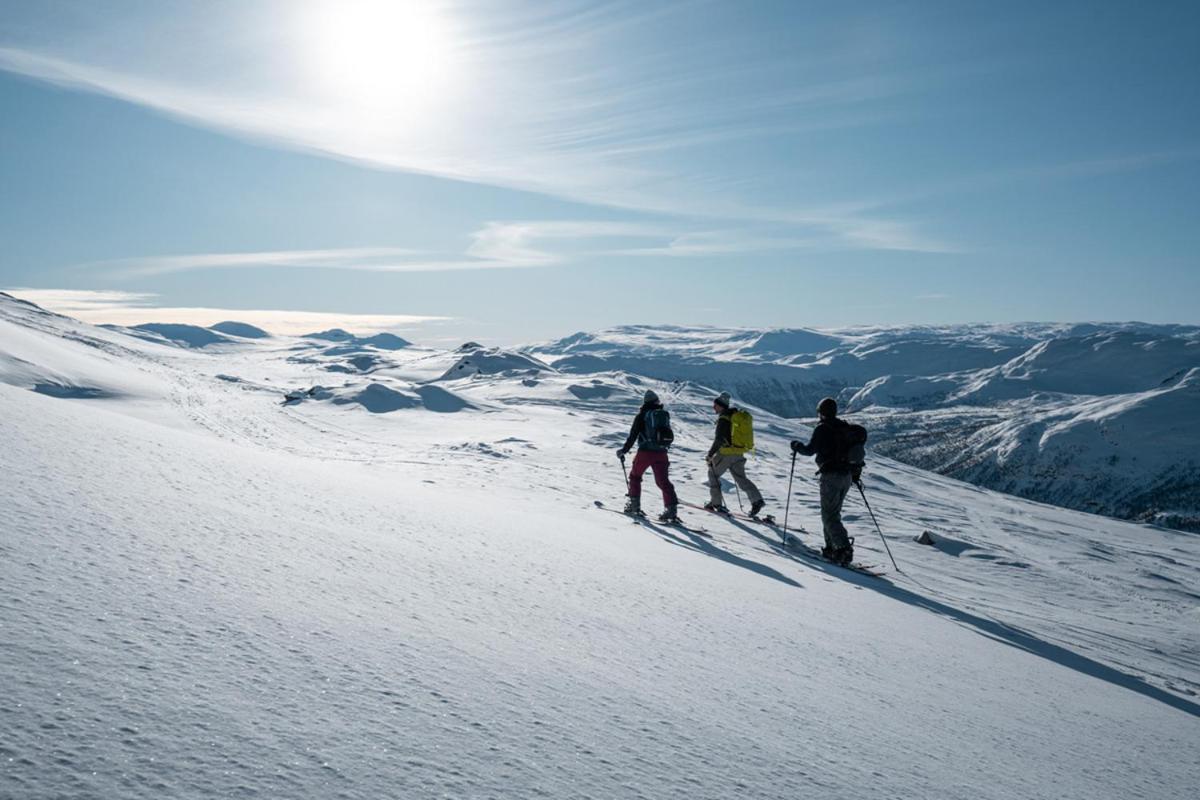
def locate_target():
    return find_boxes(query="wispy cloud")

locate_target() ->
[0,1,954,254]
[71,219,843,280]
[4,288,450,335]
[79,246,529,279]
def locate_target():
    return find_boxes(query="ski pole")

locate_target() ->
[734,483,745,512]
[856,480,899,571]
[782,451,797,545]
[619,453,630,494]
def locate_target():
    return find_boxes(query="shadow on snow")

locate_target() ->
[717,512,1200,719]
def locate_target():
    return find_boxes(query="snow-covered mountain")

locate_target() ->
[2,292,1198,799]
[531,323,1200,531]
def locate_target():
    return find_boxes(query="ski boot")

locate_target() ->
[831,537,855,566]
[703,501,730,514]
[624,497,643,516]
[658,504,679,523]
[749,499,765,518]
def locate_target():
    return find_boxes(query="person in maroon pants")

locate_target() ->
[616,390,680,521]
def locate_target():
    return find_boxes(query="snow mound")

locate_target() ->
[567,382,619,401]
[32,382,115,399]
[131,323,232,348]
[303,327,356,342]
[359,333,411,350]
[209,320,271,339]
[332,383,421,413]
[302,329,411,350]
[324,382,474,414]
[439,347,552,380]
[322,354,387,374]
[414,384,473,412]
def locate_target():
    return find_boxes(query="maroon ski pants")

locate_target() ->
[628,449,678,506]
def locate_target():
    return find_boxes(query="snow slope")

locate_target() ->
[3,294,1199,799]
[532,323,1200,531]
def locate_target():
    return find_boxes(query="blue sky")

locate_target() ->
[1,0,1197,344]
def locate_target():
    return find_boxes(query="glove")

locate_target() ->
[790,440,803,453]
[616,447,627,460]
[851,465,863,483]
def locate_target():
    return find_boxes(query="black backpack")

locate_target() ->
[640,408,675,451]
[833,422,868,478]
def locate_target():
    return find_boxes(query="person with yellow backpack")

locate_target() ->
[704,392,766,517]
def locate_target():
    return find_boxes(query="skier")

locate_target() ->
[616,389,680,521]
[790,397,857,565]
[705,392,765,516]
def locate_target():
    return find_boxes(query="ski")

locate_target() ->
[592,501,710,537]
[774,537,883,577]
[681,501,777,526]
[680,502,882,575]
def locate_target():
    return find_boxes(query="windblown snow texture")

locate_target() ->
[2,294,1198,799]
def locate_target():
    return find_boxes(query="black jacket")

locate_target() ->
[707,408,737,459]
[621,402,664,453]
[793,417,851,472]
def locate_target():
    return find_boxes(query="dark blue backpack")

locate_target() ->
[640,408,675,451]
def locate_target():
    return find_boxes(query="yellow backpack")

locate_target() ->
[721,409,755,455]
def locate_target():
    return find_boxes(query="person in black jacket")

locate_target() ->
[616,389,679,521]
[791,396,855,565]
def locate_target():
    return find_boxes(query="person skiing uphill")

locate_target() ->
[616,389,680,522]
[791,397,859,566]
[705,392,765,516]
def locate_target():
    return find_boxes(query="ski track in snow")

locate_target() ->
[2,297,1199,799]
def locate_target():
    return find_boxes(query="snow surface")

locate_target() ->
[3,294,1199,799]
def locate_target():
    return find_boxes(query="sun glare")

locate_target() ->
[297,0,458,112]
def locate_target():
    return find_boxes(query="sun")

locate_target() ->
[296,0,459,112]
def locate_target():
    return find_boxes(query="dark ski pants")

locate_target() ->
[628,449,678,507]
[819,471,853,550]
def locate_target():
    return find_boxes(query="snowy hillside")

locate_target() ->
[532,323,1200,531]
[2,292,1199,799]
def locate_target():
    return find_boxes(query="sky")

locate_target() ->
[1,0,1198,345]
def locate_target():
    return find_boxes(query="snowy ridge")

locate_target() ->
[2,293,1198,799]
[532,323,1200,531]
